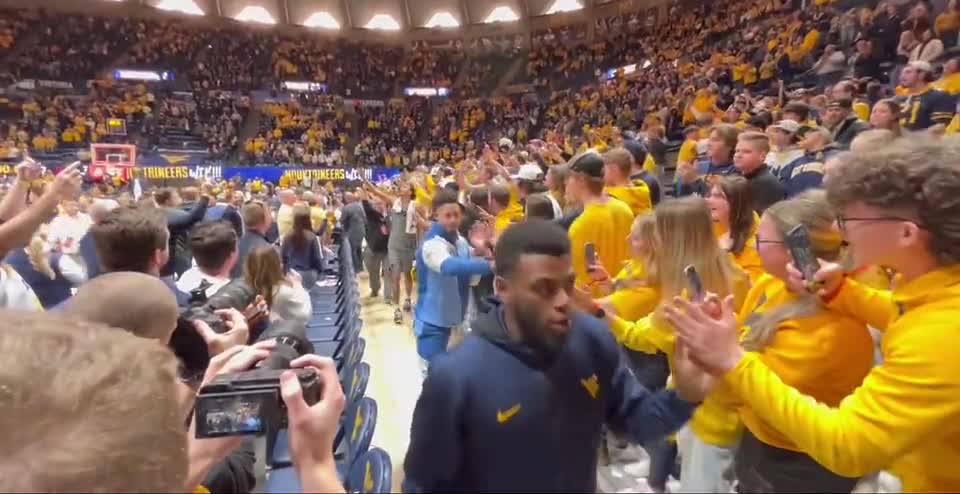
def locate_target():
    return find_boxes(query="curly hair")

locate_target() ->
[826,137,960,265]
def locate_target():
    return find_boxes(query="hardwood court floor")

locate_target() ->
[355,275,422,493]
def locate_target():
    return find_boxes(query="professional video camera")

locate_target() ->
[194,320,318,438]
[171,279,261,379]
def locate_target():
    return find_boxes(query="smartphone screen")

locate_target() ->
[684,265,705,303]
[785,225,821,284]
[585,243,597,270]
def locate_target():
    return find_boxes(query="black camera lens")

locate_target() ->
[256,320,314,371]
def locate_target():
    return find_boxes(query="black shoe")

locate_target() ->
[402,299,411,312]
[370,290,378,298]
[393,308,403,324]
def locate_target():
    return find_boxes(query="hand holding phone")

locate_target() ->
[784,225,822,292]
[684,265,705,303]
[585,243,598,272]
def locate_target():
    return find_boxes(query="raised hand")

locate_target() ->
[15,156,41,182]
[663,295,743,376]
[50,162,83,199]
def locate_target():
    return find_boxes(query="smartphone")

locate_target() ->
[585,243,597,271]
[684,265,705,303]
[785,224,821,287]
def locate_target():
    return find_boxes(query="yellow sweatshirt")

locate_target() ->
[605,261,659,321]
[494,202,525,235]
[609,271,752,448]
[610,314,743,447]
[736,275,874,451]
[722,265,960,491]
[605,184,653,217]
[569,199,635,295]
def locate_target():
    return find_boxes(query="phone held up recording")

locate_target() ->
[784,224,822,292]
[585,243,597,272]
[684,265,705,303]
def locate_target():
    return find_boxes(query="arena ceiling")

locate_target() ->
[100,0,644,31]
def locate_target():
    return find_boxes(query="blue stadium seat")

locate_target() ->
[266,448,392,494]
[345,448,392,493]
[270,396,377,471]
[342,362,370,408]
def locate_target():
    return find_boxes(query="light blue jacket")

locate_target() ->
[414,223,492,331]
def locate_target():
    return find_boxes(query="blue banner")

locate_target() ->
[130,165,401,184]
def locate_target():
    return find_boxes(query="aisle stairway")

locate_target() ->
[156,125,207,154]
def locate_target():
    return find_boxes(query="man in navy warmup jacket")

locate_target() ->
[403,221,706,493]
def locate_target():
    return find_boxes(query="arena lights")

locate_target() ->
[234,5,276,24]
[425,12,460,28]
[545,0,583,15]
[302,11,340,29]
[404,87,450,97]
[365,14,401,31]
[484,6,520,23]
[154,0,204,16]
[114,69,175,81]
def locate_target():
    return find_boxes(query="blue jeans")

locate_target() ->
[415,319,452,363]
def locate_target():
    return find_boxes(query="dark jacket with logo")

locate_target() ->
[402,298,695,493]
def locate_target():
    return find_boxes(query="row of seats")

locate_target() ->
[267,238,392,493]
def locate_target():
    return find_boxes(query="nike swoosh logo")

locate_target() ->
[496,404,521,424]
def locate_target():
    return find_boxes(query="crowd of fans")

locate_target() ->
[4,0,960,494]
[244,99,349,166]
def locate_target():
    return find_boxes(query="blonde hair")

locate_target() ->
[743,190,846,351]
[617,213,657,289]
[649,197,745,305]
[738,131,771,153]
[26,230,55,280]
[0,311,186,492]
[849,129,895,152]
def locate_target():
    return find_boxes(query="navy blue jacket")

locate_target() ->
[78,231,101,280]
[403,298,695,493]
[779,147,836,199]
[204,203,244,239]
[5,249,74,309]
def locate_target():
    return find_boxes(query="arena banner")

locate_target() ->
[128,165,401,185]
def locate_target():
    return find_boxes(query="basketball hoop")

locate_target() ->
[89,144,137,182]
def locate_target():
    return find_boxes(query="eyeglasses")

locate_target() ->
[837,215,919,233]
[755,238,783,249]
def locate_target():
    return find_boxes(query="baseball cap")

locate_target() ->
[622,139,649,165]
[513,163,544,181]
[568,151,605,179]
[772,119,801,134]
[498,137,514,150]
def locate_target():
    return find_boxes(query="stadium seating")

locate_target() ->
[263,238,388,492]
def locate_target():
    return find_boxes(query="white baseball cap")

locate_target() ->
[772,119,801,134]
[512,163,544,181]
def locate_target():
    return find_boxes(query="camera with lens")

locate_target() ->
[182,279,259,332]
[194,320,318,438]
[171,279,262,380]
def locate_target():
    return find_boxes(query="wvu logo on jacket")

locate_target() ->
[581,374,599,399]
